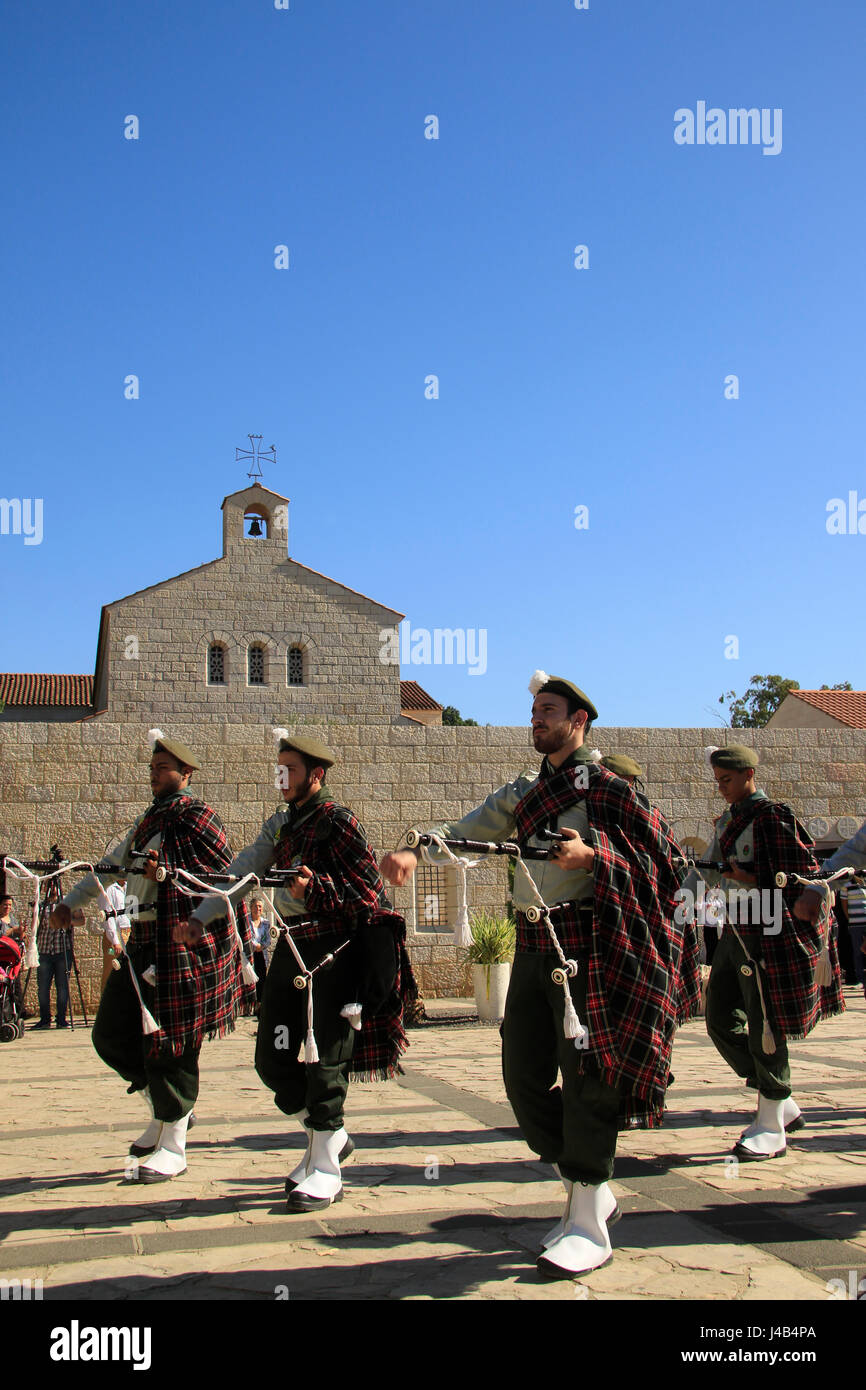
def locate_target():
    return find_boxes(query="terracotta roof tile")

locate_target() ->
[789,690,866,728]
[0,674,93,707]
[400,680,442,712]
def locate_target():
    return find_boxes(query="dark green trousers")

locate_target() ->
[255,934,356,1132]
[501,952,621,1185]
[91,950,200,1121]
[705,930,791,1099]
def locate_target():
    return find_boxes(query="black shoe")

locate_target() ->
[32,1021,51,1030]
[286,1187,343,1213]
[55,1021,71,1029]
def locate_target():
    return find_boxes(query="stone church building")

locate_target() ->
[2,483,865,1007]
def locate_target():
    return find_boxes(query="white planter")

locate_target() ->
[472,962,511,1023]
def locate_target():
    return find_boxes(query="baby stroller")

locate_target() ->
[0,935,24,1041]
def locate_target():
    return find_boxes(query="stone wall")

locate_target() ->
[3,720,866,1005]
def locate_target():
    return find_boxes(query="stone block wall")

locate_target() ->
[2,721,865,1003]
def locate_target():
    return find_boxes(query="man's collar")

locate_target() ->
[539,746,594,779]
[731,789,767,812]
[151,787,188,808]
[284,788,328,822]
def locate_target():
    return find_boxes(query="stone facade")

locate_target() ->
[94,484,403,725]
[3,720,866,1012]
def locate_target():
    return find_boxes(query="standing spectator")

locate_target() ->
[248,896,271,1012]
[100,876,131,992]
[0,895,27,1018]
[0,896,21,940]
[34,900,78,1029]
[842,881,866,997]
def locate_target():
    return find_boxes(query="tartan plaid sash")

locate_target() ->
[513,764,701,1130]
[128,793,255,1057]
[718,796,844,1037]
[274,800,416,1080]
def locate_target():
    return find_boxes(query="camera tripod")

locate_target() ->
[23,845,89,1029]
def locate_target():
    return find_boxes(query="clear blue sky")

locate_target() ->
[1,1,864,727]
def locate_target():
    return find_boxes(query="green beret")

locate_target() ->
[710,745,758,772]
[602,754,644,780]
[531,673,598,723]
[151,735,201,771]
[277,734,335,770]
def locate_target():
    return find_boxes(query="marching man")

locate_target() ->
[177,732,415,1213]
[382,673,699,1280]
[694,745,844,1160]
[51,732,255,1183]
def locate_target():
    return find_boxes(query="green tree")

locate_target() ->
[441,706,478,727]
[718,675,800,728]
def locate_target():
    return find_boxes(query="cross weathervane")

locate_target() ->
[236,434,276,483]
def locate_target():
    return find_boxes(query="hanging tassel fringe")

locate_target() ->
[141,965,156,986]
[816,946,833,989]
[304,1029,320,1064]
[241,957,258,987]
[562,990,581,1040]
[454,903,472,948]
[340,1002,363,1031]
[24,939,39,969]
[761,1021,777,1055]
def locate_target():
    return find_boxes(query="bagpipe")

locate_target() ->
[405,828,565,860]
[672,857,729,873]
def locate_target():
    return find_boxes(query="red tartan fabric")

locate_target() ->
[131,793,256,1057]
[514,764,702,1129]
[718,798,845,1037]
[274,800,415,1079]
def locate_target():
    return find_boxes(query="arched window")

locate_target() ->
[248,644,266,686]
[287,646,305,686]
[207,644,226,686]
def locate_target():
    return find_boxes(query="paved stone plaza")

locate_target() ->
[1,992,864,1302]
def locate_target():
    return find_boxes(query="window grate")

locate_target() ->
[248,645,265,685]
[287,647,304,686]
[414,864,458,933]
[207,645,225,685]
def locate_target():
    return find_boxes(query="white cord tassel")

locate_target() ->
[562,982,587,1046]
[259,889,322,1067]
[512,856,589,1048]
[340,1002,363,1031]
[454,899,472,948]
[731,924,776,1055]
[304,984,319,1062]
[420,836,480,947]
[172,872,259,987]
[814,881,834,988]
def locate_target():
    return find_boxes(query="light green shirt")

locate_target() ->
[62,818,160,920]
[192,794,329,929]
[425,752,595,913]
[687,790,767,896]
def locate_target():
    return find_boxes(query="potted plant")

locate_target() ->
[464,910,515,1022]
